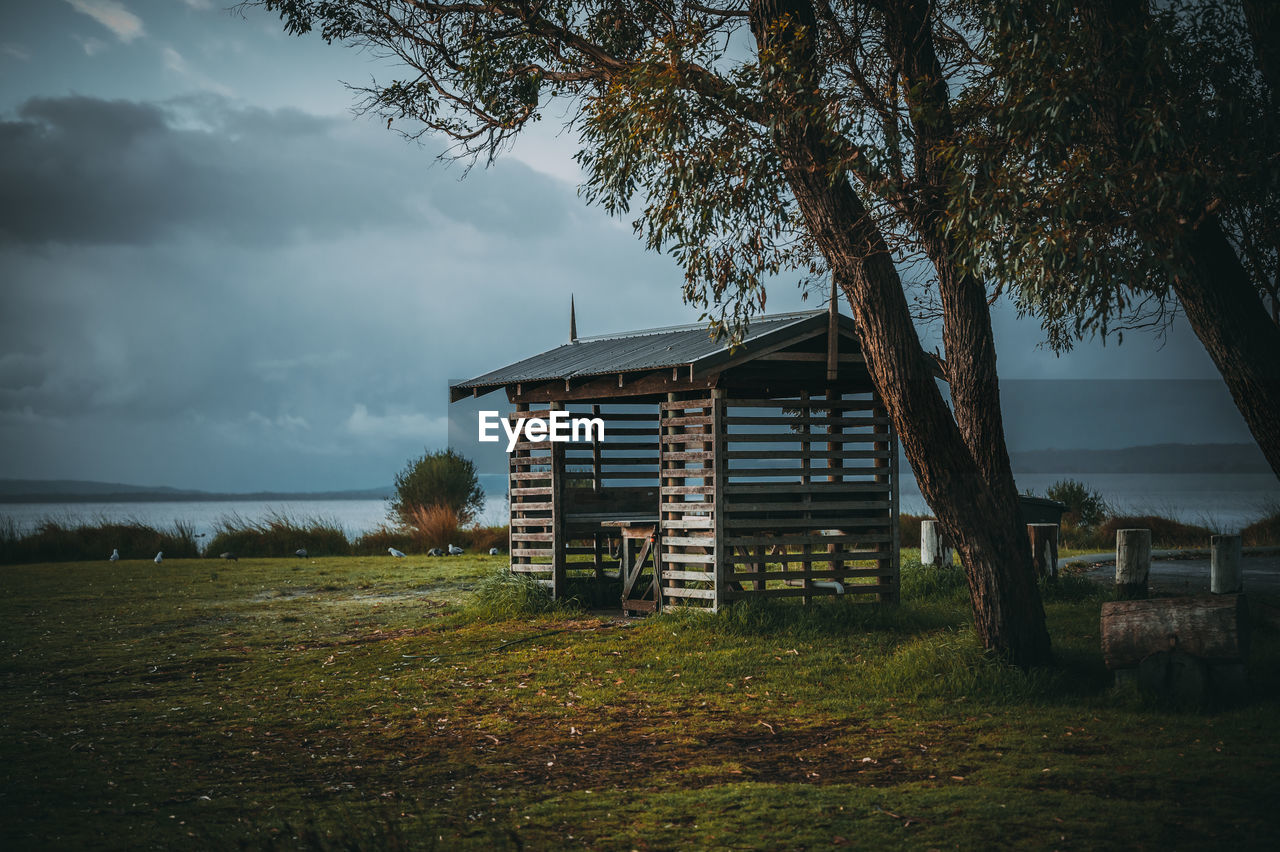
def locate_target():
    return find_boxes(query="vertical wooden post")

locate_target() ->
[920,519,951,568]
[1116,528,1151,600]
[591,403,603,576]
[827,388,844,581]
[711,388,727,612]
[659,392,679,612]
[509,401,526,573]
[887,419,900,604]
[799,390,812,605]
[873,396,893,601]
[549,400,566,597]
[1211,534,1243,594]
[1027,524,1059,580]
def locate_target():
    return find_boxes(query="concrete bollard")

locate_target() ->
[1211,534,1243,594]
[920,519,953,568]
[1027,523,1059,580]
[1116,529,1151,599]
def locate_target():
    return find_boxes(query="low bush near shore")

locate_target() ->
[0,516,199,564]
[205,511,350,558]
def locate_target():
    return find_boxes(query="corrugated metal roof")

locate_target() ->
[451,310,836,392]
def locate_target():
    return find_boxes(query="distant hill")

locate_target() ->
[1009,443,1272,474]
[0,479,392,503]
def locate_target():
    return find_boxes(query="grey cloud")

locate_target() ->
[0,93,433,246]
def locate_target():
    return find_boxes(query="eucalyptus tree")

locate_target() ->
[252,0,1052,665]
[949,0,1280,477]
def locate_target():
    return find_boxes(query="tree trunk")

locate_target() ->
[1077,0,1280,479]
[749,0,1051,667]
[1173,218,1280,479]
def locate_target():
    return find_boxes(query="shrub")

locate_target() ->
[466,569,566,620]
[1241,507,1280,547]
[352,526,414,556]
[899,513,927,549]
[406,503,460,551]
[460,525,509,553]
[1046,479,1111,528]
[0,517,200,564]
[390,448,484,526]
[205,511,350,558]
[1097,515,1215,549]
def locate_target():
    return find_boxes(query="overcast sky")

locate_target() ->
[0,1,1242,492]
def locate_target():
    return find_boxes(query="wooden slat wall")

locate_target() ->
[659,395,718,611]
[508,404,556,587]
[509,403,662,585]
[718,391,897,601]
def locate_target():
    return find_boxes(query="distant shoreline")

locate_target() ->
[0,486,392,504]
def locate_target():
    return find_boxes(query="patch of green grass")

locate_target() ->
[0,554,1276,850]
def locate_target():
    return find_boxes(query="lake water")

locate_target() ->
[1,472,1275,540]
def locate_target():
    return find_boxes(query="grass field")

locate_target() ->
[2,553,1277,850]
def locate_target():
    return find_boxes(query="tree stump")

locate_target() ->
[1211,534,1243,594]
[1027,523,1059,580]
[1115,528,1151,599]
[920,519,952,568]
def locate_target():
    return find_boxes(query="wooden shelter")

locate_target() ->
[449,307,901,613]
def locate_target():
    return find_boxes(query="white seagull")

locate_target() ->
[388,547,406,558]
[154,551,163,564]
[447,544,464,556]
[488,547,500,556]
[109,548,120,562]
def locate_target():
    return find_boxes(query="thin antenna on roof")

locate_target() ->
[827,275,839,382]
[569,294,578,343]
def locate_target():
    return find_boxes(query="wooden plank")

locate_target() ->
[660,399,713,410]
[723,533,892,546]
[511,548,554,558]
[730,568,886,580]
[725,413,880,427]
[661,433,717,446]
[725,482,889,494]
[660,586,716,600]
[661,450,715,461]
[510,532,555,542]
[660,485,718,495]
[725,449,889,460]
[662,569,716,582]
[662,534,716,547]
[725,552,888,565]
[724,516,890,529]
[660,414,715,426]
[661,551,716,564]
[663,517,714,529]
[726,584,891,599]
[721,431,884,443]
[509,471,555,481]
[722,499,891,513]
[510,486,553,497]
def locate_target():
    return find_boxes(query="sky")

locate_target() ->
[0,1,1248,492]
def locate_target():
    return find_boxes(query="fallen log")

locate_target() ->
[1100,594,1249,670]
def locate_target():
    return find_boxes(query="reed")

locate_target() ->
[204,510,350,558]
